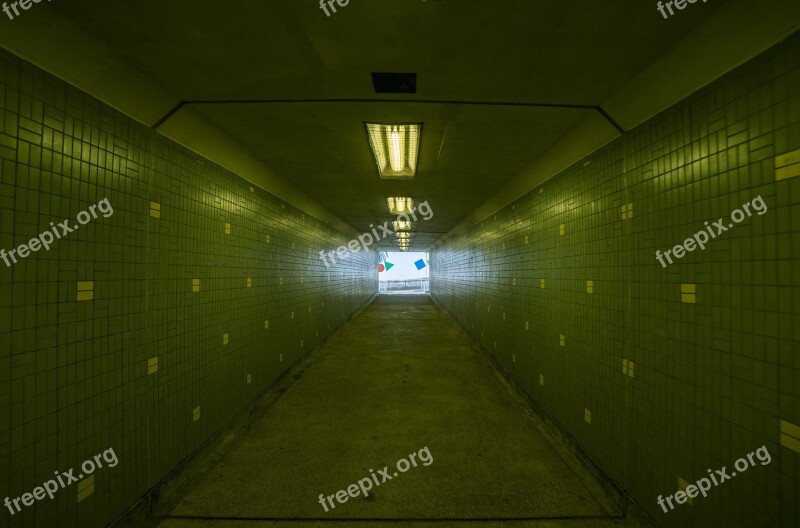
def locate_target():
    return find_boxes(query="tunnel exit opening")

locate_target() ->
[378,251,429,295]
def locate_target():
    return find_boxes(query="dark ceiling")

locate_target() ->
[6,0,790,250]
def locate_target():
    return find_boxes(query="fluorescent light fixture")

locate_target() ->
[396,232,410,240]
[387,197,414,215]
[365,123,421,179]
[393,220,410,231]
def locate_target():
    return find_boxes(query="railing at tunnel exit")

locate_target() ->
[378,279,429,293]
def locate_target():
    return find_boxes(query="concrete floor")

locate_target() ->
[142,295,652,528]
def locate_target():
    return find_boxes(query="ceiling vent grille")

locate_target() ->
[371,72,417,94]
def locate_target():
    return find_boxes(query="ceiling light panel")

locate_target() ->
[365,123,421,179]
[388,197,414,215]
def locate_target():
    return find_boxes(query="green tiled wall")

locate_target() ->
[431,33,800,528]
[0,50,377,528]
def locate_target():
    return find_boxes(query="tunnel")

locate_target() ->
[0,2,799,528]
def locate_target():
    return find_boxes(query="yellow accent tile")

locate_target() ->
[779,419,800,439]
[223,333,229,345]
[246,278,252,288]
[539,374,544,385]
[279,277,284,285]
[776,149,800,167]
[524,235,529,244]
[559,224,565,235]
[150,202,161,218]
[559,335,566,346]
[620,203,634,220]
[776,163,800,181]
[148,357,159,375]
[290,311,295,319]
[247,373,252,384]
[525,321,529,330]
[77,475,93,494]
[540,279,545,289]
[265,234,271,243]
[775,150,800,180]
[77,475,94,502]
[623,359,635,377]
[678,477,693,505]
[502,312,506,320]
[780,432,800,453]
[77,291,94,301]
[264,319,269,329]
[584,408,591,424]
[224,222,231,235]
[512,277,516,286]
[77,281,94,301]
[300,276,304,283]
[586,280,593,294]
[192,406,201,421]
[681,284,696,303]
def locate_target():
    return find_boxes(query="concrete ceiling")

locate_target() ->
[189,102,590,248]
[2,0,800,250]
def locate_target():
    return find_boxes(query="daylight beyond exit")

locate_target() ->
[378,251,429,294]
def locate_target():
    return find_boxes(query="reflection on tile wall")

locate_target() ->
[431,33,799,528]
[0,49,376,528]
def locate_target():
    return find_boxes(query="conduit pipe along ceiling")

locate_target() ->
[365,123,422,179]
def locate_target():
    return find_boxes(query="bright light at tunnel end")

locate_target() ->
[317,201,434,268]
